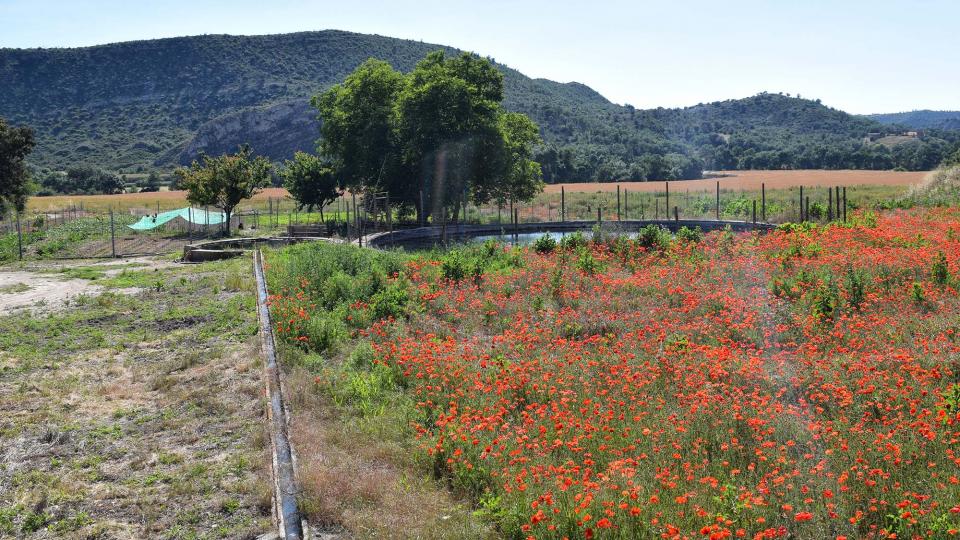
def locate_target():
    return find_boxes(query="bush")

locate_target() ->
[441,251,469,281]
[302,314,348,352]
[533,234,557,254]
[845,266,866,311]
[575,247,602,275]
[370,282,409,320]
[560,231,586,251]
[675,225,703,243]
[931,251,950,286]
[636,224,670,250]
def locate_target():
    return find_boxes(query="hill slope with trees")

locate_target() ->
[2,30,958,182]
[867,110,960,130]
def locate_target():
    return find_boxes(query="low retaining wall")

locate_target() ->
[365,219,774,249]
[182,236,330,262]
[184,220,774,259]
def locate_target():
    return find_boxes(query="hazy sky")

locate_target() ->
[2,0,957,114]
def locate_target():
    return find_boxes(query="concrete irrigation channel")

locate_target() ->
[223,219,775,539]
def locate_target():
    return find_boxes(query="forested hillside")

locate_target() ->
[2,30,958,183]
[867,110,960,130]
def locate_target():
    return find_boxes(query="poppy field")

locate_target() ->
[268,208,960,539]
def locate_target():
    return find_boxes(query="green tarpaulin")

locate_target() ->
[128,208,226,231]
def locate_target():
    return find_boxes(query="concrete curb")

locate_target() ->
[254,249,309,540]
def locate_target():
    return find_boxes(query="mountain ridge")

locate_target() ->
[2,30,958,181]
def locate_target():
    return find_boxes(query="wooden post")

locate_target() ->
[842,187,847,222]
[616,184,621,221]
[752,200,757,224]
[419,189,425,227]
[386,193,392,235]
[716,181,720,220]
[799,186,804,221]
[835,186,841,219]
[561,186,566,222]
[805,196,810,221]
[597,206,601,224]
[353,192,360,247]
[655,197,659,220]
[665,181,670,216]
[761,182,766,222]
[109,209,116,258]
[828,187,833,221]
[15,210,22,261]
[673,206,678,222]
[624,189,629,220]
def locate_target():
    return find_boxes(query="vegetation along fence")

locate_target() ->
[2,181,853,261]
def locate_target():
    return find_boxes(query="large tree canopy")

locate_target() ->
[175,145,271,235]
[0,118,36,213]
[313,51,543,223]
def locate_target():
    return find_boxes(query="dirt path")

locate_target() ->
[0,270,109,313]
[0,257,174,313]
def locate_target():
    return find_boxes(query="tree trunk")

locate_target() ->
[223,207,232,236]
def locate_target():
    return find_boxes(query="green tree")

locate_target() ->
[944,147,960,167]
[313,51,544,224]
[0,118,36,213]
[394,51,509,223]
[474,112,544,207]
[141,171,162,192]
[312,59,405,193]
[174,145,271,235]
[281,151,341,221]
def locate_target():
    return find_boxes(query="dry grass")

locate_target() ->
[543,169,928,194]
[0,257,273,538]
[284,366,491,539]
[26,187,292,213]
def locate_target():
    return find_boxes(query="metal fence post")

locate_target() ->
[15,210,23,261]
[665,181,670,216]
[561,186,565,222]
[827,187,833,221]
[843,187,847,222]
[716,181,720,220]
[761,182,766,222]
[110,209,116,258]
[616,184,621,221]
[799,186,805,222]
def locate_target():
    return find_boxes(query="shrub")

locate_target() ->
[931,251,950,286]
[533,234,557,254]
[441,251,469,281]
[812,274,839,320]
[808,201,826,219]
[845,266,866,311]
[911,281,927,307]
[369,282,409,321]
[575,247,602,275]
[560,231,587,251]
[636,224,670,250]
[302,314,348,352]
[675,225,703,243]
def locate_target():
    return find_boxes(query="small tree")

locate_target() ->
[140,171,162,193]
[281,152,340,221]
[175,145,271,235]
[0,118,36,213]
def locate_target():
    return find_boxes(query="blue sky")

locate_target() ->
[1,0,957,114]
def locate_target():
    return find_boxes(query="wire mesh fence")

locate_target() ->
[1,182,854,261]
